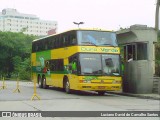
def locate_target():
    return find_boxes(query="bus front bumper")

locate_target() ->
[77,83,121,91]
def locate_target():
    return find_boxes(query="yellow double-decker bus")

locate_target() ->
[31,29,122,95]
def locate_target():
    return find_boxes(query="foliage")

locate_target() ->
[0,31,36,80]
[155,31,160,76]
[19,58,31,80]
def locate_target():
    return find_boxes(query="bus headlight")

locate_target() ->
[80,80,91,83]
[84,80,91,83]
[112,80,121,84]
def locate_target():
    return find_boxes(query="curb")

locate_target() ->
[106,92,160,100]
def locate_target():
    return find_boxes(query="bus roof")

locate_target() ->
[32,28,115,42]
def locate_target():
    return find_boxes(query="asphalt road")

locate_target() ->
[0,80,159,120]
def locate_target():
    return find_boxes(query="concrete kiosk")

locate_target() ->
[117,25,157,94]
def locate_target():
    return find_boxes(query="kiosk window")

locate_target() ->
[124,43,148,62]
[137,43,147,60]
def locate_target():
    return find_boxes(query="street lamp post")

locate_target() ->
[155,0,160,31]
[73,22,84,28]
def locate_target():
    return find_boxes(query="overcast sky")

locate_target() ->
[0,0,157,32]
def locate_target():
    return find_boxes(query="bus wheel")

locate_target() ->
[64,80,71,94]
[97,91,106,95]
[38,76,43,88]
[43,77,49,89]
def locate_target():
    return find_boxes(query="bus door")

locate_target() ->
[68,55,79,89]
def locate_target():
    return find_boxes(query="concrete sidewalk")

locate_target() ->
[106,91,160,100]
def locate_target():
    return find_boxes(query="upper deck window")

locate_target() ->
[77,31,118,46]
[32,30,118,53]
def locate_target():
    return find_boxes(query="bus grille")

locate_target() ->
[91,80,112,84]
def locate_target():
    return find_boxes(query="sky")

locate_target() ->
[0,0,157,33]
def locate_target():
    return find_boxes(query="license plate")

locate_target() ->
[98,86,105,89]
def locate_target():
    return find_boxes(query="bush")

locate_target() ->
[19,69,31,80]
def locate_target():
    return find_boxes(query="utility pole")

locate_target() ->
[155,0,160,31]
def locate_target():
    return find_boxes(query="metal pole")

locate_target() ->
[13,76,21,93]
[0,77,7,90]
[31,79,40,100]
[155,0,160,31]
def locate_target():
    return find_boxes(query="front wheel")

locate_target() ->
[64,80,71,94]
[43,77,49,89]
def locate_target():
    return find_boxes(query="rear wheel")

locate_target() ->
[38,76,43,88]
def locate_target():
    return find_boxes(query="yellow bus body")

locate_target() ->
[31,46,122,92]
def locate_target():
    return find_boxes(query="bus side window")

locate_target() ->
[70,35,76,45]
[44,40,48,50]
[37,41,41,51]
[52,38,56,48]
[55,37,58,48]
[68,35,72,45]
[59,36,63,48]
[35,45,38,52]
[48,37,52,49]
[49,60,54,71]
[63,35,69,47]
[69,56,78,74]
[34,42,38,52]
[65,36,69,46]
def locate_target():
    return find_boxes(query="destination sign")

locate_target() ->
[79,46,120,54]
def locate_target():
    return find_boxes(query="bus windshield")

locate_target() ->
[79,54,120,76]
[77,31,118,46]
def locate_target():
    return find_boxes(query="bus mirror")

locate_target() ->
[68,64,72,70]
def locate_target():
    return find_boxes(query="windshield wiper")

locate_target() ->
[97,43,116,47]
[81,42,97,46]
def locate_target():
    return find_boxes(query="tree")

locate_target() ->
[155,31,160,76]
[0,31,36,79]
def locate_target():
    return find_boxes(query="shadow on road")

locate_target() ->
[45,86,115,97]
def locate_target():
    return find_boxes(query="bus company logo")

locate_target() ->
[81,47,97,52]
[2,112,12,117]
[39,57,45,68]
[80,47,119,53]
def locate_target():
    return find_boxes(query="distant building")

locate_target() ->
[47,28,57,35]
[0,8,57,36]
